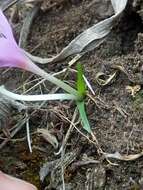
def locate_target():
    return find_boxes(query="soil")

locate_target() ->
[1,0,143,189]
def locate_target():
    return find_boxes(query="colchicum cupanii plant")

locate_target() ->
[0,9,91,133]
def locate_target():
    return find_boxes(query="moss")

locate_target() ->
[130,184,140,190]
[16,140,45,189]
[133,90,143,110]
[22,170,41,189]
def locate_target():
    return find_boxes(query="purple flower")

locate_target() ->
[0,10,32,70]
[0,9,78,96]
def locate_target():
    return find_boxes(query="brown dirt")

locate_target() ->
[1,0,143,189]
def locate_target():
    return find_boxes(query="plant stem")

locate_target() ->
[26,60,80,99]
[0,86,76,101]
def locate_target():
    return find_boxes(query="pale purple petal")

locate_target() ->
[0,10,31,70]
[0,9,39,73]
[0,9,15,42]
[0,37,27,69]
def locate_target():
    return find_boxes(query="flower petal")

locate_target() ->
[0,37,27,69]
[0,9,15,42]
[0,9,27,69]
[0,10,36,71]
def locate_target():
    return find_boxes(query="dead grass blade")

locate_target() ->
[104,151,143,161]
[37,128,59,149]
[25,0,128,64]
[95,72,117,86]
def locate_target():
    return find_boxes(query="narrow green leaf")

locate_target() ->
[76,63,86,97]
[77,101,91,133]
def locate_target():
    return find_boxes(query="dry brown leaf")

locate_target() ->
[104,151,143,161]
[95,72,117,86]
[126,85,141,97]
[37,128,58,149]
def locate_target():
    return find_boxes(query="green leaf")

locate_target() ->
[77,101,91,133]
[76,63,86,97]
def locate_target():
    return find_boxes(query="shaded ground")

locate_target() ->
[1,0,143,189]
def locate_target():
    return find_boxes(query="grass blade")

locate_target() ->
[76,63,86,98]
[77,101,91,133]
